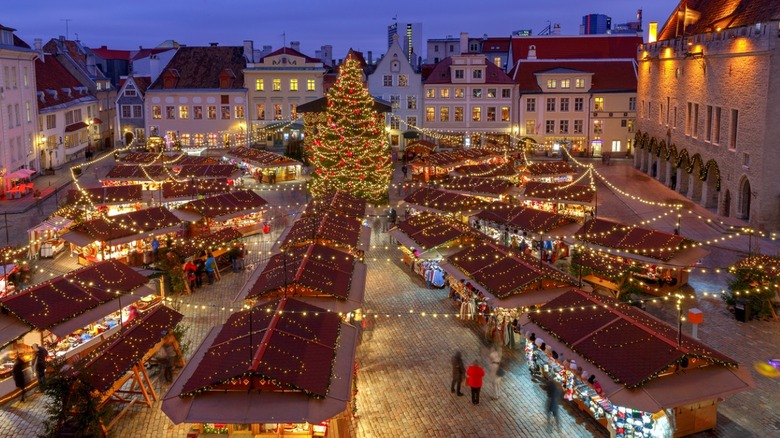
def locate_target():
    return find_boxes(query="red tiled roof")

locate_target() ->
[510,35,641,62]
[658,0,780,41]
[90,46,132,61]
[259,47,321,64]
[448,242,573,298]
[523,161,575,176]
[410,149,497,168]
[162,178,230,199]
[175,227,243,259]
[43,39,109,80]
[403,187,487,213]
[304,191,367,218]
[149,46,245,90]
[440,176,516,196]
[481,38,511,53]
[246,244,357,301]
[67,184,143,205]
[78,305,183,392]
[104,164,166,180]
[35,54,95,110]
[70,206,181,242]
[394,212,467,250]
[530,289,738,388]
[575,218,688,261]
[424,55,515,85]
[0,260,149,330]
[511,59,637,93]
[474,202,575,234]
[282,211,363,250]
[523,181,595,204]
[176,164,239,179]
[180,298,341,397]
[178,191,267,219]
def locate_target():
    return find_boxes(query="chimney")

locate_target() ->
[460,32,469,54]
[209,42,218,47]
[290,41,300,52]
[243,40,254,63]
[86,53,97,76]
[553,23,561,35]
[34,38,43,59]
[367,51,373,65]
[260,45,273,59]
[528,45,537,60]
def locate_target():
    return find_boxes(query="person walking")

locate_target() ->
[183,259,197,291]
[204,252,217,285]
[193,257,205,288]
[401,165,408,180]
[12,355,26,402]
[230,244,242,273]
[545,378,562,431]
[151,237,160,263]
[492,364,505,400]
[31,343,48,387]
[450,351,465,396]
[466,359,485,405]
[162,336,178,383]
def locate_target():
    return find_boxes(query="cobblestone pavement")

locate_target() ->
[0,158,778,438]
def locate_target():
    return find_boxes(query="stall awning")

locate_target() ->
[0,313,32,350]
[64,121,89,132]
[28,216,73,234]
[6,169,36,180]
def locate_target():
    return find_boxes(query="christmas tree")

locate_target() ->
[309,54,392,203]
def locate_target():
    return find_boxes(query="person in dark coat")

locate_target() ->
[32,343,48,387]
[450,351,465,396]
[12,356,26,402]
[545,378,562,431]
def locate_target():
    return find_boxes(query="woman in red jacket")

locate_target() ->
[466,359,485,405]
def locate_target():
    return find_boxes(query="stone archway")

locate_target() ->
[701,159,720,209]
[690,154,703,202]
[738,176,752,220]
[677,153,690,196]
[721,189,731,217]
[124,131,134,146]
[657,141,668,183]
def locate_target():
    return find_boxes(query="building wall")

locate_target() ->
[426,39,460,64]
[0,47,39,177]
[116,79,146,146]
[636,22,779,230]
[39,99,97,169]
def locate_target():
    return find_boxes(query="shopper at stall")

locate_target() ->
[204,252,217,285]
[162,336,178,383]
[545,378,562,432]
[193,257,205,288]
[31,343,48,387]
[151,237,160,263]
[466,359,485,405]
[450,351,465,396]
[183,260,197,290]
[229,244,242,273]
[12,355,25,402]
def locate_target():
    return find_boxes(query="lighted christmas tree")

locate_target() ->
[309,54,392,202]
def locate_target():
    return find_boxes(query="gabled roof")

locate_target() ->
[523,161,576,176]
[175,164,240,179]
[522,181,595,204]
[281,211,364,250]
[304,191,367,218]
[161,178,230,200]
[35,54,95,110]
[104,164,166,180]
[658,0,780,41]
[511,59,637,93]
[43,38,109,81]
[393,212,469,250]
[403,187,487,213]
[474,201,575,234]
[480,37,511,53]
[510,35,642,62]
[575,218,690,261]
[440,176,517,196]
[67,184,143,205]
[258,46,321,64]
[118,76,152,95]
[131,47,175,61]
[175,227,243,259]
[176,190,268,220]
[66,206,181,242]
[424,55,515,85]
[149,46,246,90]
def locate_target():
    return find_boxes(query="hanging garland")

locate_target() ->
[656,140,666,158]
[701,159,721,191]
[685,153,702,175]
[665,142,677,162]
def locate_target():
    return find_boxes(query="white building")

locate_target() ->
[368,34,423,151]
[426,36,460,65]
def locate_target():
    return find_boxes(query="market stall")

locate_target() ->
[409,149,500,182]
[174,164,243,181]
[3,168,36,200]
[389,212,478,275]
[304,191,367,219]
[404,140,437,162]
[28,215,74,259]
[521,160,576,184]
[519,181,596,219]
[276,210,370,256]
[162,298,357,437]
[439,176,520,202]
[451,162,519,181]
[102,164,167,189]
[225,146,303,183]
[119,152,217,166]
[402,187,487,222]
[66,184,147,218]
[60,206,183,266]
[155,178,232,204]
[520,288,754,437]
[573,218,709,296]
[172,190,268,237]
[173,227,243,260]
[237,243,366,314]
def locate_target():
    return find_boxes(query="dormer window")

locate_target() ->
[0,30,12,46]
[455,69,464,79]
[547,79,557,89]
[575,78,585,88]
[473,69,483,79]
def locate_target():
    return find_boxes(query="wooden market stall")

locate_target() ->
[162,298,358,437]
[520,288,754,437]
[173,227,243,261]
[155,178,232,205]
[66,185,147,218]
[60,206,183,266]
[520,181,596,219]
[439,176,520,202]
[102,164,167,189]
[402,187,488,222]
[521,160,576,184]
[389,212,479,272]
[451,162,519,181]
[275,210,370,256]
[28,215,73,259]
[172,190,268,237]
[572,218,709,296]
[409,149,501,182]
[118,152,217,166]
[225,146,303,183]
[303,191,367,219]
[174,164,243,181]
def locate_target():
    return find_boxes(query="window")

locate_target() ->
[426,89,435,98]
[706,105,713,142]
[46,114,56,129]
[165,106,175,119]
[594,97,604,111]
[574,120,583,134]
[473,89,482,98]
[574,98,584,112]
[560,98,569,112]
[593,120,603,134]
[390,116,400,130]
[502,89,511,98]
[194,134,204,146]
[472,69,482,79]
[435,88,447,98]
[25,102,30,123]
[659,103,664,125]
[152,106,161,119]
[390,95,400,109]
[547,79,557,89]
[289,79,298,91]
[124,88,137,97]
[407,96,417,110]
[96,82,101,91]
[23,67,28,87]
[627,120,634,132]
[629,97,636,111]
[272,79,281,91]
[426,107,435,122]
[194,106,203,119]
[673,106,678,128]
[686,102,692,135]
[383,75,392,86]
[472,107,481,121]
[575,78,585,88]
[133,105,142,118]
[207,106,217,119]
[714,107,721,145]
[236,105,245,119]
[525,120,535,135]
[289,104,297,118]
[8,106,14,128]
[455,69,464,79]
[693,103,699,138]
[454,107,464,121]
[729,109,738,150]
[454,88,464,98]
[307,79,316,91]
[501,107,510,122]
[526,98,536,112]
[611,140,621,152]
[273,104,283,120]
[487,107,496,122]
[440,107,449,122]
[255,79,264,91]
[742,153,750,167]
[487,88,496,98]
[559,120,569,134]
[122,105,132,118]
[256,104,265,120]
[398,75,408,87]
[179,106,189,119]
[545,120,555,134]
[560,79,570,89]
[434,45,439,52]
[493,57,501,67]
[406,116,417,127]
[546,98,556,112]
[221,105,230,119]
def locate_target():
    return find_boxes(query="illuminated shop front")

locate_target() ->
[172,190,268,237]
[519,181,595,219]
[225,146,302,183]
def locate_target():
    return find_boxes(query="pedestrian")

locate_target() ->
[183,259,197,290]
[670,173,677,190]
[12,355,26,401]
[545,378,562,432]
[151,237,160,262]
[193,257,205,288]
[204,251,217,285]
[230,244,242,273]
[492,364,505,400]
[488,347,502,379]
[32,343,48,387]
[466,359,485,405]
[450,351,465,396]
[401,165,408,179]
[162,336,178,383]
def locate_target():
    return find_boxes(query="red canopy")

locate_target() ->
[440,176,517,196]
[304,191,367,218]
[175,164,240,179]
[454,162,517,178]
[175,191,267,221]
[161,178,230,200]
[522,181,595,204]
[104,164,166,180]
[226,146,301,168]
[176,228,243,259]
[67,184,143,205]
[394,212,467,250]
[281,211,364,250]
[403,187,487,213]
[474,202,575,234]
[523,161,575,176]
[575,218,688,261]
[63,206,181,243]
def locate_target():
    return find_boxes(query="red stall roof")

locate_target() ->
[175,228,243,259]
[453,162,517,178]
[280,211,366,251]
[226,146,301,168]
[523,161,576,176]
[160,178,231,200]
[575,218,691,262]
[104,164,166,180]
[440,176,518,196]
[67,184,144,205]
[304,191,367,218]
[474,202,576,234]
[403,187,487,214]
[392,212,469,250]
[522,181,595,204]
[730,255,780,279]
[62,206,181,245]
[175,164,241,179]
[174,191,267,222]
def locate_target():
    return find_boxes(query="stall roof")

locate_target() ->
[575,218,696,262]
[730,255,780,279]
[226,146,301,168]
[0,312,32,350]
[522,161,575,177]
[304,191,367,218]
[280,211,367,251]
[392,212,471,251]
[175,164,242,179]
[162,303,358,425]
[67,184,144,205]
[27,215,73,233]
[175,228,243,259]
[529,289,740,388]
[447,242,575,298]
[403,187,487,214]
[159,178,231,201]
[453,162,517,178]
[103,164,166,180]
[173,191,268,222]
[440,176,519,197]
[474,202,577,234]
[61,206,182,246]
[521,181,595,204]
[410,149,497,169]
[0,260,151,335]
[78,305,183,392]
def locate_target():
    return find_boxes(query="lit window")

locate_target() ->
[399,75,408,87]
[594,97,604,111]
[307,79,316,91]
[440,88,449,98]
[487,107,496,122]
[525,120,535,134]
[290,104,297,118]
[255,79,264,91]
[290,79,298,91]
[426,107,435,122]
[487,88,496,98]
[454,107,464,121]
[390,116,400,130]
[472,107,481,121]
[273,79,281,91]
[454,88,464,98]
[593,120,603,134]
[426,89,435,98]
[501,107,510,122]
[221,105,230,119]
[493,57,501,67]
[560,79,570,89]
[440,107,449,122]
[575,78,585,88]
[256,104,265,120]
[207,106,216,119]
[179,106,189,119]
[236,105,245,119]
[274,104,283,120]
[547,79,557,89]
[193,106,203,119]
[390,96,400,109]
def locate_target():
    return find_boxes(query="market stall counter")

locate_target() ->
[225,146,303,183]
[28,216,73,259]
[389,212,479,274]
[521,160,576,184]
[519,181,595,219]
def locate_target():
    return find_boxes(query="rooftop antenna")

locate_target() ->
[281,32,286,48]
[60,18,72,40]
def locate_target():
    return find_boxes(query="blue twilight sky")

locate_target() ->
[6,0,677,59]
